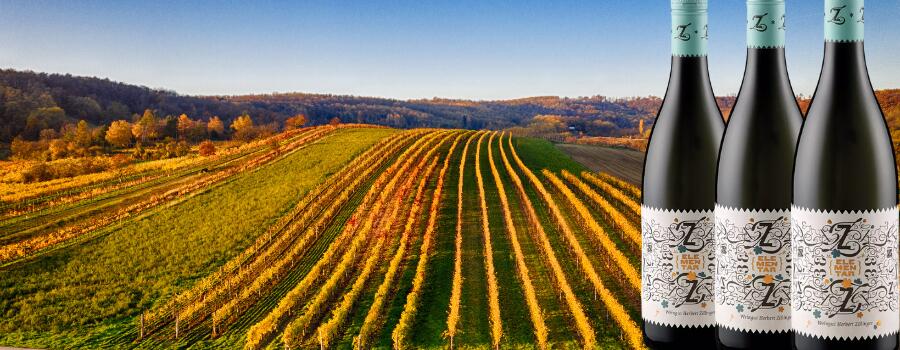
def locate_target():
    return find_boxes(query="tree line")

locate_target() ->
[2,69,897,161]
[0,69,664,157]
[9,107,315,162]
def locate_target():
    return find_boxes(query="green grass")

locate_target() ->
[406,133,471,346]
[512,135,641,295]
[0,131,645,350]
[0,128,311,242]
[450,136,491,346]
[0,127,396,349]
[491,136,577,346]
[168,132,409,349]
[503,138,630,348]
[511,137,588,174]
[478,136,536,347]
[0,146,253,243]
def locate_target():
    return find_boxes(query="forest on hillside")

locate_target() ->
[0,69,660,155]
[2,69,899,160]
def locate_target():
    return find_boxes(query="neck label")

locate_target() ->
[825,0,864,42]
[747,0,786,48]
[672,0,709,57]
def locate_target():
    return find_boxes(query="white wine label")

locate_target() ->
[714,206,791,333]
[791,206,899,340]
[642,205,715,327]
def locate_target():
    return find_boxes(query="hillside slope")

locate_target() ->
[0,128,646,349]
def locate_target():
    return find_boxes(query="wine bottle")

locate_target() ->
[641,1,724,348]
[714,1,802,348]
[792,0,899,349]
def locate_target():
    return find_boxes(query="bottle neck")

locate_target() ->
[824,0,864,43]
[665,1,715,103]
[809,0,874,107]
[819,0,869,90]
[666,56,714,100]
[746,0,786,49]
[670,2,708,57]
[741,47,790,89]
[819,41,872,93]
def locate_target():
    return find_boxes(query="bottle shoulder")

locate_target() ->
[643,102,723,209]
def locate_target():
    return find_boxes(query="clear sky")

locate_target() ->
[2,0,899,100]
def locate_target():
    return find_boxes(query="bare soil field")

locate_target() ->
[555,144,644,185]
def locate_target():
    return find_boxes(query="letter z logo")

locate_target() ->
[828,5,847,25]
[750,13,769,31]
[675,23,692,41]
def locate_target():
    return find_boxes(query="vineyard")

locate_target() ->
[0,126,646,349]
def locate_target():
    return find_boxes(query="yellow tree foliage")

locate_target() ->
[231,114,255,141]
[486,133,548,349]
[207,116,225,138]
[73,120,92,151]
[105,120,133,148]
[506,135,645,350]
[177,114,193,138]
[497,132,595,348]
[176,114,206,141]
[132,109,158,142]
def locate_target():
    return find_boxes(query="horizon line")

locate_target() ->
[10,66,897,102]
[0,67,687,102]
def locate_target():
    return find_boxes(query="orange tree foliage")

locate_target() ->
[198,140,216,156]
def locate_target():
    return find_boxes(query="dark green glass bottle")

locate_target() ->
[641,1,724,348]
[714,1,801,348]
[791,0,899,349]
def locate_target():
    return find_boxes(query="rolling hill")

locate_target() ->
[0,126,645,349]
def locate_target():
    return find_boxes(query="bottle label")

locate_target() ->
[671,0,709,57]
[791,206,899,340]
[824,0,864,42]
[714,206,791,333]
[747,0,786,48]
[642,205,715,327]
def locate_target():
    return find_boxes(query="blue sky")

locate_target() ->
[1,0,899,100]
